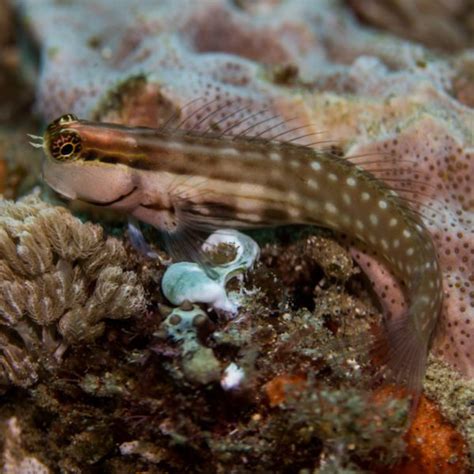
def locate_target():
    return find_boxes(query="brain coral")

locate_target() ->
[0,195,145,390]
[16,0,474,377]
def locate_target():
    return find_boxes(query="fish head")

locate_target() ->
[41,114,135,205]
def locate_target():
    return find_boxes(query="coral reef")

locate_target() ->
[0,194,145,390]
[158,304,221,385]
[347,0,474,52]
[423,357,474,465]
[16,0,474,378]
[391,394,469,474]
[0,213,470,471]
[1,0,473,471]
[2,417,50,474]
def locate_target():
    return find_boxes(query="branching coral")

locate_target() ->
[0,194,145,390]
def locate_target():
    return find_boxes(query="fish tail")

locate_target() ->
[373,274,441,403]
[381,313,429,392]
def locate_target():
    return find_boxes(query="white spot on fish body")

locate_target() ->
[270,152,281,162]
[307,179,319,189]
[419,295,430,304]
[328,173,338,182]
[389,218,398,227]
[361,192,370,201]
[393,239,400,248]
[406,247,414,256]
[288,207,301,218]
[369,214,378,226]
[378,200,388,209]
[343,193,351,205]
[403,229,412,239]
[221,147,239,156]
[325,202,337,214]
[165,141,184,151]
[311,161,322,171]
[346,177,356,187]
[355,219,364,230]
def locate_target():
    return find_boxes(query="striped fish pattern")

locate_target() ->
[39,113,443,391]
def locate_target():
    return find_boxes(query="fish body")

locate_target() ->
[40,114,443,389]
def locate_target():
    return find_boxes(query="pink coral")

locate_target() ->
[17,0,474,377]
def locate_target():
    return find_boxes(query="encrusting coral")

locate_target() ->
[0,194,145,390]
[347,0,474,52]
[2,417,50,474]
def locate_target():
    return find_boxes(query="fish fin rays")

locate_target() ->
[158,96,329,145]
[161,225,219,279]
[127,217,160,259]
[159,201,245,278]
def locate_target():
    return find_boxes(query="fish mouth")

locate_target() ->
[80,186,138,207]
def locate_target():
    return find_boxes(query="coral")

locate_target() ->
[162,229,260,313]
[347,0,474,52]
[2,417,50,474]
[162,262,238,313]
[384,393,470,474]
[0,194,145,390]
[16,0,474,377]
[158,303,221,385]
[264,373,307,407]
[119,440,168,465]
[370,359,474,473]
[0,219,470,471]
[280,385,408,468]
[423,356,474,463]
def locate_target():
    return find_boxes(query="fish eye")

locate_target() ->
[49,131,83,162]
[47,113,79,133]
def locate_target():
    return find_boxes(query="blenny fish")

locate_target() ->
[36,112,443,390]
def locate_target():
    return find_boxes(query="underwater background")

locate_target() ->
[0,0,473,472]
